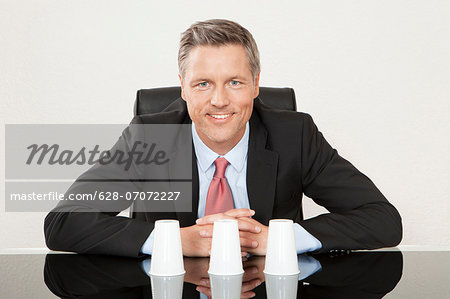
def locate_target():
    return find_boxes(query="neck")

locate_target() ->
[203,131,245,156]
[195,126,246,156]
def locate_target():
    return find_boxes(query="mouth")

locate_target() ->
[207,113,234,120]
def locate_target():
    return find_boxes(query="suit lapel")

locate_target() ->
[167,141,199,227]
[175,145,199,227]
[170,112,198,227]
[247,109,279,225]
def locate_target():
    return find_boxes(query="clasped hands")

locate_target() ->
[180,209,268,257]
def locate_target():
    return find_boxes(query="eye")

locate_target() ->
[198,82,209,88]
[230,80,240,86]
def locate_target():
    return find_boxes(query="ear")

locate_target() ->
[178,74,187,101]
[253,71,260,99]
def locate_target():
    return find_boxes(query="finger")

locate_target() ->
[243,265,259,275]
[241,237,258,248]
[237,219,262,233]
[237,216,263,228]
[196,213,235,225]
[224,208,255,218]
[243,256,265,268]
[196,209,256,225]
[199,229,213,238]
[202,244,212,257]
[239,230,260,240]
[198,278,210,287]
[241,291,256,298]
[197,216,261,235]
[196,286,211,296]
[241,278,262,292]
[240,246,261,255]
[243,274,260,283]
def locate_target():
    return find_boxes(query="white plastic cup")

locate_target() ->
[209,273,243,299]
[208,219,244,275]
[264,219,300,275]
[149,219,185,276]
[150,274,184,299]
[264,274,299,299]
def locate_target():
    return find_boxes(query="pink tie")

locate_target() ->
[205,157,234,215]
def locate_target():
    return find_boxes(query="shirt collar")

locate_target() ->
[192,122,249,174]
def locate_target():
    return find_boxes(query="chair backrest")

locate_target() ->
[134,86,297,115]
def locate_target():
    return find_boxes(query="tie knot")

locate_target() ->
[213,157,229,178]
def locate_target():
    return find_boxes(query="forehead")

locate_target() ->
[184,44,252,79]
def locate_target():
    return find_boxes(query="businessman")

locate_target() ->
[44,19,402,257]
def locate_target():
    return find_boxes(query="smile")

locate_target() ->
[208,113,233,119]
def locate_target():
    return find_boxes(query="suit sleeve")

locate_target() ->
[297,114,402,253]
[44,117,154,257]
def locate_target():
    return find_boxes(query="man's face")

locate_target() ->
[179,44,259,155]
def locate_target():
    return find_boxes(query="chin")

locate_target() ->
[207,135,233,144]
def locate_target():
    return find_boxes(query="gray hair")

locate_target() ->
[178,19,260,81]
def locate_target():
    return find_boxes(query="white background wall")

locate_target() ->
[1,0,449,249]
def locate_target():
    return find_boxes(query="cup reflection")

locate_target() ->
[209,273,244,299]
[150,274,185,299]
[264,273,299,299]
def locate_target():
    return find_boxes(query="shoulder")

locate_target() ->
[252,98,315,134]
[130,98,189,125]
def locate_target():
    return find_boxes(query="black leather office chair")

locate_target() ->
[134,86,297,115]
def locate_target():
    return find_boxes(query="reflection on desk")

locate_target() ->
[44,251,402,298]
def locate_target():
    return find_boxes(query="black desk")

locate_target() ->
[1,249,449,298]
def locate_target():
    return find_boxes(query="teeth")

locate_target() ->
[210,114,232,119]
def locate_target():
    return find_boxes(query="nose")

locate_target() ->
[210,86,230,108]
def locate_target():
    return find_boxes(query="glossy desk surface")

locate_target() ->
[1,247,449,298]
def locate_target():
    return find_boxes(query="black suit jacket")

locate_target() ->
[44,97,402,257]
